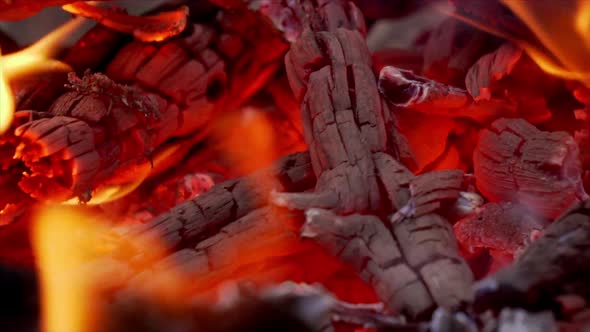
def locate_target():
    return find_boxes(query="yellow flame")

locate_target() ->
[0,16,86,134]
[33,205,192,332]
[499,0,590,83]
[33,206,105,332]
[63,139,186,205]
[0,48,14,134]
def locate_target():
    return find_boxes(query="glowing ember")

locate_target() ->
[0,0,85,21]
[62,3,189,42]
[0,17,86,134]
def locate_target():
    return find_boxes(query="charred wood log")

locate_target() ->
[277,14,399,213]
[302,165,473,319]
[4,6,290,205]
[473,118,587,220]
[473,200,590,313]
[262,0,473,319]
[129,151,315,252]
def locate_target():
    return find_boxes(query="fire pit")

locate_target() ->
[1,1,590,331]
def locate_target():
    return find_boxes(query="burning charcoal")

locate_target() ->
[465,43,556,124]
[12,73,171,202]
[130,152,314,251]
[378,66,516,124]
[0,0,83,20]
[454,202,548,271]
[465,43,522,101]
[14,24,126,112]
[391,169,466,222]
[473,200,590,313]
[62,3,188,42]
[422,18,501,86]
[277,7,402,213]
[473,118,587,219]
[303,207,473,320]
[7,5,294,205]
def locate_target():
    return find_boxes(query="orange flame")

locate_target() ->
[0,17,86,134]
[33,206,107,332]
[33,205,192,332]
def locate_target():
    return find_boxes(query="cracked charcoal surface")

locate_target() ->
[474,118,587,219]
[130,151,315,251]
[4,8,289,204]
[277,0,474,319]
[473,199,590,312]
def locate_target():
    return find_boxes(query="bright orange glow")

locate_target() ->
[0,17,86,134]
[62,3,188,42]
[215,107,278,176]
[64,140,187,205]
[33,206,104,332]
[499,0,590,82]
[0,48,14,134]
[33,205,191,332]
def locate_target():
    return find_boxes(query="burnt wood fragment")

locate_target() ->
[474,118,587,219]
[454,202,548,271]
[129,152,314,251]
[473,200,590,313]
[379,66,515,124]
[303,207,473,320]
[465,43,522,101]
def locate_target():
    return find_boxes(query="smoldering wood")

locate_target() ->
[378,66,516,124]
[7,6,294,204]
[473,200,590,313]
[454,202,548,261]
[465,43,522,101]
[302,165,473,320]
[61,3,188,43]
[279,22,394,214]
[474,118,587,220]
[270,0,474,319]
[129,151,315,251]
[13,24,126,112]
